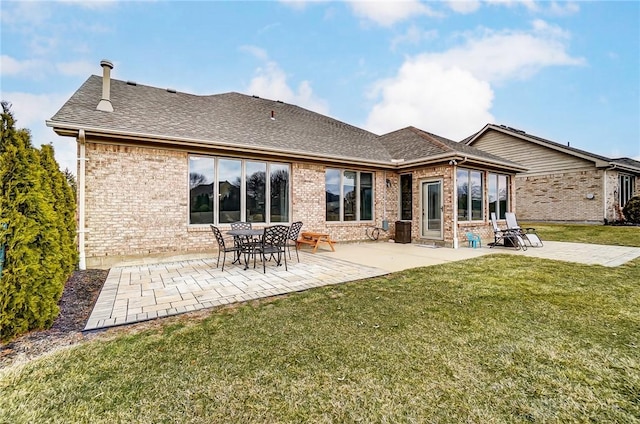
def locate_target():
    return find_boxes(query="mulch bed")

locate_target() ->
[0,269,109,368]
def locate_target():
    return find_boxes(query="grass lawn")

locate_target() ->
[1,253,639,423]
[521,222,640,247]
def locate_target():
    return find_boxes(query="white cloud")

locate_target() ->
[485,0,538,12]
[246,61,329,115]
[391,25,438,51]
[421,22,584,83]
[548,1,580,16]
[365,20,584,139]
[277,0,313,11]
[347,0,439,27]
[3,91,77,174]
[242,47,329,115]
[446,1,481,14]
[0,55,46,77]
[59,0,119,10]
[365,61,494,139]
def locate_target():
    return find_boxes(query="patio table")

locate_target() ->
[227,228,264,269]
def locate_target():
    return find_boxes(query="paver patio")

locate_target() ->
[85,241,640,331]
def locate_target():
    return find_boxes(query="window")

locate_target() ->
[619,174,636,208]
[189,157,215,224]
[488,173,510,219]
[400,174,412,221]
[246,161,266,223]
[457,168,483,221]
[218,159,241,223]
[270,164,290,222]
[325,169,374,222]
[188,155,290,225]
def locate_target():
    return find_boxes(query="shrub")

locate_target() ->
[623,195,640,224]
[0,102,77,341]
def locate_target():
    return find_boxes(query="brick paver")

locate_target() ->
[84,252,387,330]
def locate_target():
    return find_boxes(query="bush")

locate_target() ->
[623,196,640,224]
[0,102,77,341]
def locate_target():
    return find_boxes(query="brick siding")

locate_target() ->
[515,169,605,222]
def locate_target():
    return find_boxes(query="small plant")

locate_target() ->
[622,195,640,224]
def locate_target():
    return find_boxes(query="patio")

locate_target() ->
[84,241,640,331]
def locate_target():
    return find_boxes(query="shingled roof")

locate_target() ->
[379,126,524,170]
[48,73,524,171]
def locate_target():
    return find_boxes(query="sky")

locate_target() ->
[1,0,639,174]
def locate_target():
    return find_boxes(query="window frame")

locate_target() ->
[619,174,636,208]
[457,168,484,222]
[188,155,291,226]
[325,169,375,222]
[488,173,510,220]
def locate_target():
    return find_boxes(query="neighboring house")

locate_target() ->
[464,124,640,223]
[47,61,525,269]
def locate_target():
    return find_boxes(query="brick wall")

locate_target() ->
[85,143,221,267]
[291,163,396,242]
[516,169,604,222]
[84,143,402,267]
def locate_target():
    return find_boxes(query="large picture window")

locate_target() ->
[326,169,374,222]
[189,155,290,225]
[457,168,483,221]
[488,173,509,219]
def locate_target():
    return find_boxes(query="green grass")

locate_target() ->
[1,254,639,423]
[521,222,640,247]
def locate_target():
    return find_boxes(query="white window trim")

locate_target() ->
[188,155,291,226]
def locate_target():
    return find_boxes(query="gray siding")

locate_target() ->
[473,130,594,174]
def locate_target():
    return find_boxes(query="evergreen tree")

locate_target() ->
[0,102,68,341]
[40,144,77,279]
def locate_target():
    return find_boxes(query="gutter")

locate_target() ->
[46,121,399,170]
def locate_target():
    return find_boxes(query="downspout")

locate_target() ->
[452,163,458,249]
[78,129,87,270]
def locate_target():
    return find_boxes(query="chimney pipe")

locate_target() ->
[96,59,114,112]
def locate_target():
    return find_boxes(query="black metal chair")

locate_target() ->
[254,225,289,273]
[210,225,241,271]
[286,221,303,262]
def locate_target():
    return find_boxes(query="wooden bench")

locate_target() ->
[296,231,336,254]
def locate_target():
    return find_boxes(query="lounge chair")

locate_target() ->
[490,212,527,251]
[505,213,543,247]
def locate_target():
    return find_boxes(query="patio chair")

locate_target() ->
[253,225,289,273]
[490,213,527,251]
[465,232,481,248]
[210,225,241,272]
[505,212,543,247]
[286,221,304,262]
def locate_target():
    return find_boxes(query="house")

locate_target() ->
[463,124,640,223]
[47,61,525,269]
